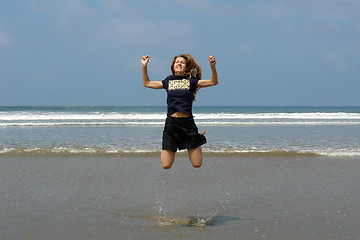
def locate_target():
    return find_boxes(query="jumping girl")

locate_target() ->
[141,54,218,169]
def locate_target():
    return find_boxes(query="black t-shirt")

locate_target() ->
[162,75,199,117]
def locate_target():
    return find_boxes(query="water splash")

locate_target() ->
[153,190,233,227]
[153,169,234,228]
[154,213,217,228]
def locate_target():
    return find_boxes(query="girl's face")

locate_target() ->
[173,57,187,75]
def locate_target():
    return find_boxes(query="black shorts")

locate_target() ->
[162,116,207,152]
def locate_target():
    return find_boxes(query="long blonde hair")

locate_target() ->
[171,54,202,80]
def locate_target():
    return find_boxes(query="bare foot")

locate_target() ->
[199,130,206,135]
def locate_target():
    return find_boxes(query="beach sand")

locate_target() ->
[1,155,360,240]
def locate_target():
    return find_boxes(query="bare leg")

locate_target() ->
[161,150,175,169]
[187,147,203,168]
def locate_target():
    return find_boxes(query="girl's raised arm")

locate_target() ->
[197,55,218,88]
[142,55,163,89]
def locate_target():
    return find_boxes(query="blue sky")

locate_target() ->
[1,0,359,106]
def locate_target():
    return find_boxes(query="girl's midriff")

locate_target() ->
[170,112,190,118]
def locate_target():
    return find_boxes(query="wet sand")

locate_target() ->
[1,155,360,240]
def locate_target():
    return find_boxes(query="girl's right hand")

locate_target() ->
[209,55,216,68]
[141,55,150,66]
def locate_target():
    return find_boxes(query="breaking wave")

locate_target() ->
[1,146,360,157]
[1,111,360,127]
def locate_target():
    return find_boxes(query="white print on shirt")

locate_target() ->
[168,79,190,90]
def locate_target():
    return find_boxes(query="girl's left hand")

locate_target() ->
[209,55,216,68]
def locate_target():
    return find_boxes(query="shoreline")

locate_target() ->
[1,148,357,158]
[0,151,340,158]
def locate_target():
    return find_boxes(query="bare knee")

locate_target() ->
[161,150,175,169]
[192,160,202,168]
[162,162,173,169]
[188,147,203,168]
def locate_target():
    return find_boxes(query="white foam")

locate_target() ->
[0,112,166,121]
[195,112,360,120]
[0,121,164,127]
[196,121,360,126]
[2,121,360,127]
[1,111,360,127]
[316,149,360,157]
[1,146,360,157]
[1,112,360,121]
[0,147,14,154]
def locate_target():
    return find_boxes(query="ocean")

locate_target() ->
[1,106,360,157]
[1,106,360,239]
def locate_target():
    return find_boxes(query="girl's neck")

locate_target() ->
[174,71,185,76]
